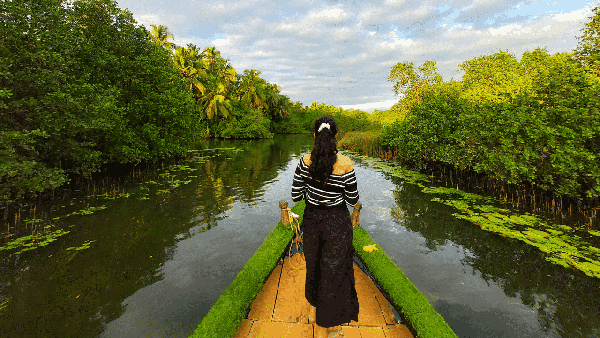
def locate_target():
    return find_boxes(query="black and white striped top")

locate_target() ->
[292,155,359,207]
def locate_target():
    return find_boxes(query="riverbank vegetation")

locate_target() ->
[1,0,201,207]
[338,6,600,207]
[343,151,600,280]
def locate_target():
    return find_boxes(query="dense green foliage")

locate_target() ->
[573,6,600,68]
[0,0,199,204]
[0,0,305,205]
[379,47,600,198]
[268,103,306,134]
[215,105,273,139]
[379,80,464,168]
[370,60,446,127]
[273,101,381,134]
[168,42,294,138]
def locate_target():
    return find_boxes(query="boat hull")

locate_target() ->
[190,200,458,338]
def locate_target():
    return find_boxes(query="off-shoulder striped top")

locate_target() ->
[291,155,359,207]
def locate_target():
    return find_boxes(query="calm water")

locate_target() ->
[1,134,599,338]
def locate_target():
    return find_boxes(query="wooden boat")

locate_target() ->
[191,200,458,338]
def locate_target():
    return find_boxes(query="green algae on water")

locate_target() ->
[0,229,71,254]
[343,150,600,280]
[436,192,600,279]
[66,240,95,251]
[0,298,9,313]
[340,150,431,185]
[64,205,108,217]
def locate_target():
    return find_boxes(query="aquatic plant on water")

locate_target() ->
[0,228,71,254]
[427,187,600,279]
[66,240,96,251]
[1,147,242,255]
[342,150,600,279]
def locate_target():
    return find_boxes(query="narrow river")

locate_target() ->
[1,134,599,337]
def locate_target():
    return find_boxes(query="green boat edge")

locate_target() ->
[190,200,458,338]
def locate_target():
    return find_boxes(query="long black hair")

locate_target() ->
[309,115,338,183]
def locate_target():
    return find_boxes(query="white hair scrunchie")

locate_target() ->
[317,123,331,133]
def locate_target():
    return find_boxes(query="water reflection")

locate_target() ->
[1,135,599,338]
[0,134,314,338]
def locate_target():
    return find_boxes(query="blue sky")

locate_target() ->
[115,0,598,112]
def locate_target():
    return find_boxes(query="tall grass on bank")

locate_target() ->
[338,130,398,160]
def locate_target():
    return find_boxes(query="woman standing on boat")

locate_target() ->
[292,115,360,337]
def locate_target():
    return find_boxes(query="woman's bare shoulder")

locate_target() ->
[336,154,354,173]
[303,154,353,173]
[337,154,351,162]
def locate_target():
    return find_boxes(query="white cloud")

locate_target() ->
[172,37,196,47]
[277,23,295,31]
[380,39,415,50]
[308,7,347,22]
[135,13,160,29]
[115,0,594,111]
[248,50,276,57]
[448,24,473,31]
[384,0,408,7]
[553,7,592,22]
[333,27,353,41]
[489,23,526,36]
[212,37,232,48]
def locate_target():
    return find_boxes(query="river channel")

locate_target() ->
[1,134,599,337]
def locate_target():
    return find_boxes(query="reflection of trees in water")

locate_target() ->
[0,185,204,337]
[0,135,315,337]
[389,175,600,337]
[191,134,313,231]
[194,159,233,230]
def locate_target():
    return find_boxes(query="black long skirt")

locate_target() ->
[300,202,360,328]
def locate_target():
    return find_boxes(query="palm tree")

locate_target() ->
[238,69,268,110]
[147,24,175,53]
[199,76,234,119]
[197,47,237,119]
[202,47,226,75]
[172,45,209,116]
[172,44,237,120]
[270,94,291,120]
[262,83,290,120]
[201,46,237,94]
[173,45,207,93]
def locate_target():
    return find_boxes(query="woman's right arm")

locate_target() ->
[344,165,359,206]
[291,158,306,202]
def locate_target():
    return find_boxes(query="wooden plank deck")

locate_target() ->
[233,253,414,338]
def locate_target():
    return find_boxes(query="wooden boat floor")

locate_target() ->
[233,253,414,338]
